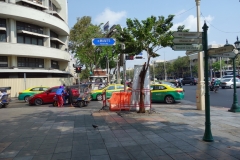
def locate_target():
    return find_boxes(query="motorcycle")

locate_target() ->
[175,81,182,88]
[0,94,10,108]
[210,84,219,93]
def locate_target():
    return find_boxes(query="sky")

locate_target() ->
[67,0,240,69]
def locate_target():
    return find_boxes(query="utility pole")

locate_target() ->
[164,52,167,81]
[195,0,205,110]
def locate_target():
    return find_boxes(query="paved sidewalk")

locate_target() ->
[0,104,240,160]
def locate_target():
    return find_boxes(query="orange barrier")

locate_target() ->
[108,92,132,111]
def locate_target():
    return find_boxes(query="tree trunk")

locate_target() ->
[138,63,146,113]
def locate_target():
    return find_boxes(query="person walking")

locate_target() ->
[56,86,64,107]
[66,86,73,107]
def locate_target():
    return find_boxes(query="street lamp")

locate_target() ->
[229,37,240,112]
[151,60,155,84]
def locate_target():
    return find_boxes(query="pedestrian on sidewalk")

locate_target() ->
[66,86,73,107]
[56,86,64,107]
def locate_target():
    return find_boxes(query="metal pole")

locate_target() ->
[107,56,110,85]
[202,22,214,142]
[220,57,222,78]
[24,73,26,90]
[195,0,205,110]
[190,59,192,77]
[164,53,167,81]
[123,53,126,92]
[229,57,240,112]
[78,73,80,93]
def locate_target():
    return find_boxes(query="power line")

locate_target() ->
[175,6,196,17]
[201,12,240,33]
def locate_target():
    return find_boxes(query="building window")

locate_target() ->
[17,35,43,46]
[0,32,6,42]
[17,57,44,68]
[0,19,6,42]
[0,56,8,67]
[17,21,43,34]
[49,0,57,11]
[51,60,59,69]
[51,41,59,48]
[50,31,58,38]
[16,0,44,11]
[0,18,6,28]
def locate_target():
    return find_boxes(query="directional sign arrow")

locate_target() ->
[92,38,116,46]
[208,45,234,56]
[172,44,203,51]
[173,38,202,44]
[172,32,202,38]
[210,49,238,58]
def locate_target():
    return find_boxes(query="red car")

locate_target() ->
[28,86,80,106]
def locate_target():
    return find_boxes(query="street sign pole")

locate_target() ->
[202,22,214,142]
[229,54,240,112]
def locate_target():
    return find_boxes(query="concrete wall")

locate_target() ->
[0,77,75,97]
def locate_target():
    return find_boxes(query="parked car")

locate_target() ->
[150,84,184,104]
[18,87,49,102]
[181,77,197,85]
[220,78,240,89]
[91,84,126,101]
[28,86,81,106]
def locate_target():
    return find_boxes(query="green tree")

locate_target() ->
[172,56,190,78]
[115,15,188,113]
[211,60,226,72]
[69,16,104,75]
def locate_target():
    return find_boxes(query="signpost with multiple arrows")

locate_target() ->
[208,45,236,58]
[172,32,203,52]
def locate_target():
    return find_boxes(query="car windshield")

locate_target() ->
[222,78,231,82]
[161,82,176,88]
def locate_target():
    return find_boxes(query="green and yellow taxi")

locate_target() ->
[151,84,184,104]
[91,84,125,101]
[18,86,49,102]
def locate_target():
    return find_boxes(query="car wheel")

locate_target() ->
[34,98,43,106]
[222,87,225,89]
[96,94,103,101]
[53,101,58,107]
[190,82,193,85]
[24,96,30,102]
[77,101,84,107]
[164,96,175,104]
[182,83,185,86]
[230,84,234,89]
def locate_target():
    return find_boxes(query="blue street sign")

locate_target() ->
[92,38,116,46]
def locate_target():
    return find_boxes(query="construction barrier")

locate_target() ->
[108,89,151,111]
[108,92,131,111]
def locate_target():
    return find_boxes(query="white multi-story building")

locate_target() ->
[0,0,74,96]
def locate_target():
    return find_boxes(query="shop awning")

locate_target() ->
[0,27,6,31]
[50,37,65,45]
[17,30,49,38]
[16,0,48,9]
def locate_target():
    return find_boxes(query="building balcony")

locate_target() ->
[0,42,70,61]
[0,2,69,35]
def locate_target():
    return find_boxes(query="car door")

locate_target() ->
[44,88,58,103]
[151,85,165,102]
[106,85,116,98]
[236,79,240,87]
[30,87,41,96]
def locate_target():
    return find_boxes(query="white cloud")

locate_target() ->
[172,14,214,31]
[94,8,127,27]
